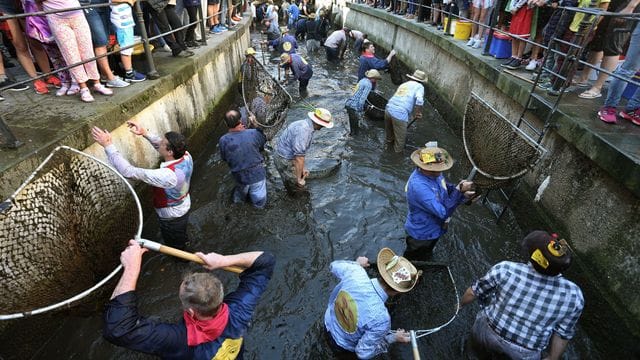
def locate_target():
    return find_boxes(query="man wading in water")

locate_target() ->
[384,69,427,153]
[324,248,417,359]
[103,240,275,358]
[274,108,333,195]
[92,122,193,251]
[345,69,382,136]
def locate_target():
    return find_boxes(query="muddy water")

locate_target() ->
[31,33,603,359]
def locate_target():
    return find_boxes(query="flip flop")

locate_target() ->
[578,89,602,99]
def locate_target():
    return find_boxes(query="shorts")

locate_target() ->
[0,0,17,14]
[509,6,534,38]
[83,5,110,47]
[587,17,631,56]
[472,0,494,9]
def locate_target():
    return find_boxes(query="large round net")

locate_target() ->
[365,90,387,120]
[463,93,545,189]
[0,146,142,320]
[241,58,293,140]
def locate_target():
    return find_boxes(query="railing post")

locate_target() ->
[134,0,161,79]
[197,5,208,45]
[444,3,454,36]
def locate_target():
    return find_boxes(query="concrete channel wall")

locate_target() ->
[341,3,640,342]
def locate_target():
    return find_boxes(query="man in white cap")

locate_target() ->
[404,142,475,260]
[324,248,417,359]
[279,52,313,95]
[324,27,352,62]
[274,108,333,195]
[345,69,382,135]
[384,69,427,152]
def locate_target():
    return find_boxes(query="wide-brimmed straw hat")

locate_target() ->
[245,47,256,56]
[410,144,454,172]
[279,53,291,65]
[365,69,382,80]
[377,248,419,293]
[406,70,427,83]
[307,108,334,128]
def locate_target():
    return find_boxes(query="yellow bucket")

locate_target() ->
[454,20,472,40]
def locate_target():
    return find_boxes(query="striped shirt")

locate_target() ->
[472,261,584,351]
[345,77,373,112]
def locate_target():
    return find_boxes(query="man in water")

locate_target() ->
[358,42,395,80]
[384,69,425,152]
[324,27,351,62]
[264,27,298,54]
[324,248,416,358]
[404,142,475,260]
[304,13,322,53]
[461,231,584,360]
[219,109,268,208]
[279,52,313,95]
[91,122,193,250]
[274,108,333,195]
[262,19,280,41]
[345,69,382,135]
[103,240,275,358]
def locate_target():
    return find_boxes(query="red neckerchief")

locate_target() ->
[362,53,374,58]
[183,303,230,346]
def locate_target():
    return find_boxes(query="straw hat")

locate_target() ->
[410,144,454,172]
[365,69,382,80]
[377,248,419,293]
[406,70,427,83]
[279,53,291,65]
[245,47,256,56]
[307,108,334,128]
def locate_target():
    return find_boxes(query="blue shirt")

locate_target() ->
[283,53,313,80]
[275,118,314,160]
[219,129,267,185]
[357,54,389,80]
[268,34,298,54]
[404,169,465,240]
[324,260,396,359]
[472,261,584,351]
[103,252,276,360]
[345,77,373,112]
[287,3,299,19]
[385,81,424,122]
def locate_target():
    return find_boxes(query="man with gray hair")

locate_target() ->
[103,240,275,358]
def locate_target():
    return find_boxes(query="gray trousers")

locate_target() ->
[468,312,541,360]
[384,110,408,152]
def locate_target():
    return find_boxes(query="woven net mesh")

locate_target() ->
[241,58,292,140]
[463,94,544,189]
[0,146,141,318]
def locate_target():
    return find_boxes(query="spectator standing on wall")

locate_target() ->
[208,0,223,33]
[500,0,536,70]
[358,42,395,80]
[91,121,194,251]
[466,0,495,49]
[110,0,148,83]
[181,0,203,48]
[384,70,426,152]
[143,0,195,56]
[461,231,584,360]
[345,69,382,135]
[324,27,351,62]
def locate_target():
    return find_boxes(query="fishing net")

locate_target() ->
[463,93,546,189]
[365,90,387,120]
[241,57,293,140]
[0,146,142,320]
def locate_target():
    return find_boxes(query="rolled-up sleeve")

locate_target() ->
[104,145,177,189]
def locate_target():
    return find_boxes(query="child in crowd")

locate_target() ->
[110,0,147,82]
[466,0,495,48]
[501,0,536,70]
[43,0,112,102]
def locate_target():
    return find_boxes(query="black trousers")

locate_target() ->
[144,3,186,55]
[346,106,362,135]
[158,212,190,250]
[403,234,439,261]
[184,5,199,42]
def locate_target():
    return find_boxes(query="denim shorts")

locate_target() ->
[83,2,110,47]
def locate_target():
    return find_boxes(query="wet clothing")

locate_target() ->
[305,18,322,41]
[265,20,281,40]
[385,80,424,122]
[384,110,408,153]
[282,54,313,91]
[219,128,267,187]
[404,169,465,242]
[324,29,347,61]
[345,77,374,135]
[324,260,397,359]
[358,54,389,80]
[268,34,298,54]
[275,119,314,160]
[103,252,276,360]
[471,261,584,352]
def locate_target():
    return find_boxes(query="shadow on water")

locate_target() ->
[28,31,605,359]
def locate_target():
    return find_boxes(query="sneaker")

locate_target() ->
[500,57,516,67]
[46,75,62,88]
[0,78,29,92]
[80,87,94,102]
[93,83,113,96]
[537,81,553,90]
[505,59,523,70]
[56,84,69,97]
[472,39,482,49]
[210,25,223,34]
[124,70,147,83]
[155,44,172,53]
[525,59,539,71]
[33,79,49,94]
[217,24,229,32]
[67,83,81,96]
[597,106,618,124]
[619,109,640,126]
[106,76,130,88]
[466,38,475,46]
[174,49,195,58]
[547,87,561,96]
[185,40,200,48]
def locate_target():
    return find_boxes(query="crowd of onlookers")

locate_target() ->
[357,0,640,126]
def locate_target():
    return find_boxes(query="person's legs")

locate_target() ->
[247,179,267,208]
[158,212,190,250]
[185,6,199,42]
[50,16,90,85]
[603,25,640,108]
[346,106,359,135]
[403,235,438,261]
[5,19,38,78]
[232,183,249,203]
[165,5,187,49]
[384,110,395,145]
[576,50,602,84]
[391,117,408,152]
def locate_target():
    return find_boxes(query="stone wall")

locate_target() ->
[343,3,640,342]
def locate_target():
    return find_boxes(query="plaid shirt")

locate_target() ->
[472,261,584,351]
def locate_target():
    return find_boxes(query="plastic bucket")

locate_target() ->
[454,21,472,40]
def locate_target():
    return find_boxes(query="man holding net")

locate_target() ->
[91,122,193,251]
[404,142,475,260]
[324,248,418,358]
[461,231,584,360]
[103,240,275,358]
[384,70,426,153]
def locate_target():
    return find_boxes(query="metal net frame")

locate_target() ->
[463,93,547,189]
[241,57,293,140]
[0,146,143,320]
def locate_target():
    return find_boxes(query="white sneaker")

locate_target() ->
[466,38,475,46]
[525,59,539,71]
[472,39,482,48]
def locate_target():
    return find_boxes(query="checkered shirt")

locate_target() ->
[472,261,584,351]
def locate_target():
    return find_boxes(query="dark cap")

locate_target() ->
[522,231,572,276]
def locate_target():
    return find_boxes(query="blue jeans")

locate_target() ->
[83,0,110,47]
[604,24,640,111]
[233,179,267,208]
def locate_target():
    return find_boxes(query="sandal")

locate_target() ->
[578,89,602,99]
[573,81,590,88]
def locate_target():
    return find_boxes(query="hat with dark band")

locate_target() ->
[377,248,420,293]
[522,230,572,276]
[410,143,454,172]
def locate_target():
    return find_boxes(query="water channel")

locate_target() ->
[30,30,606,359]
